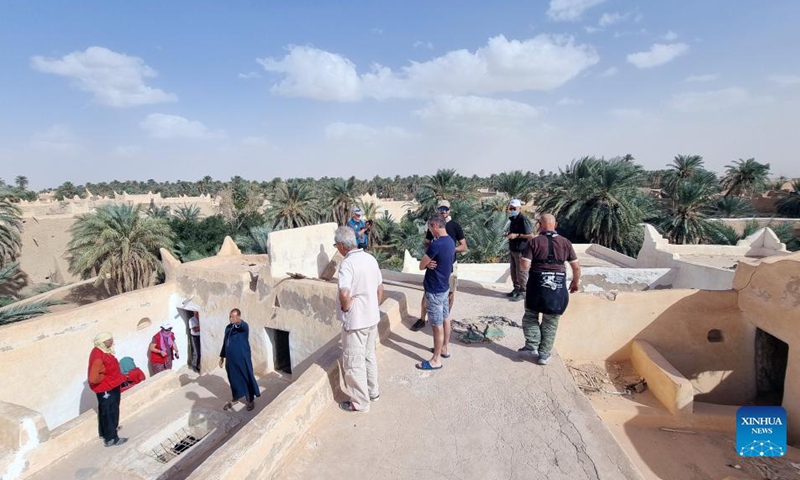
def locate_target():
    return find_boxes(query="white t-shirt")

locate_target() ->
[337,249,383,331]
[188,316,200,336]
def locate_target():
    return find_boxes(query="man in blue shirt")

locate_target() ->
[416,214,455,371]
[347,207,369,249]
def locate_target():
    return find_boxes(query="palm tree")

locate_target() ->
[663,155,707,194]
[461,211,509,263]
[413,169,477,219]
[235,224,271,254]
[658,180,718,244]
[0,262,63,325]
[174,204,201,223]
[0,198,22,265]
[269,181,318,229]
[146,200,171,219]
[14,176,29,191]
[712,196,755,218]
[327,177,357,226]
[55,181,80,200]
[537,157,652,254]
[776,181,800,217]
[494,170,536,203]
[66,204,173,294]
[721,158,771,197]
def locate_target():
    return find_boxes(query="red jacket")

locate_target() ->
[87,347,126,393]
[149,331,175,364]
[120,367,146,393]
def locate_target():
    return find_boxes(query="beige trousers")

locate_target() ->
[341,325,379,411]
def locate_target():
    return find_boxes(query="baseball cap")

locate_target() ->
[161,320,173,330]
[437,200,451,209]
[509,199,522,208]
[352,207,363,216]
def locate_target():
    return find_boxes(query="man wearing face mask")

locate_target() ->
[504,199,533,301]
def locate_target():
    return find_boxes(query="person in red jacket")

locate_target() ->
[88,332,128,447]
[149,320,179,375]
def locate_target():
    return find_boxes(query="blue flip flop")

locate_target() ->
[429,347,450,358]
[416,360,442,370]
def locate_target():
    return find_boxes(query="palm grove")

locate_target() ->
[1,155,799,325]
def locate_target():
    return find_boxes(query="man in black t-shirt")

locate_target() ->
[504,199,534,301]
[411,199,468,331]
[518,214,581,366]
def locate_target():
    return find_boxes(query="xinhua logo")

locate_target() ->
[736,406,787,457]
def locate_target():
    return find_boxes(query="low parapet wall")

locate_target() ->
[631,340,694,415]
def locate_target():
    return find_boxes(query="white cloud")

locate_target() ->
[599,12,625,27]
[370,27,384,35]
[669,87,772,113]
[584,26,602,34]
[258,46,363,101]
[30,46,177,108]
[599,66,618,77]
[557,97,583,105]
[685,73,718,82]
[626,43,689,68]
[415,95,538,125]
[324,123,411,142]
[547,0,607,21]
[767,74,800,86]
[238,71,261,79]
[30,125,82,154]
[663,31,679,41]
[413,41,434,50]
[258,35,599,101]
[140,113,226,140]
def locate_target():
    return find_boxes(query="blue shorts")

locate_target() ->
[425,290,450,327]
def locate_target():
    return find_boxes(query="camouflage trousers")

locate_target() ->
[521,309,561,354]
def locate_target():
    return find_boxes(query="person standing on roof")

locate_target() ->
[518,213,581,366]
[504,198,534,301]
[411,199,467,331]
[347,207,370,250]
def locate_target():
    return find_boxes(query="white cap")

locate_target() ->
[161,320,173,330]
[509,199,522,208]
[352,207,363,215]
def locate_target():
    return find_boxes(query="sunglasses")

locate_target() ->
[508,207,517,211]
[437,207,450,212]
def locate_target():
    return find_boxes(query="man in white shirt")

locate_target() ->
[188,311,201,373]
[334,226,384,413]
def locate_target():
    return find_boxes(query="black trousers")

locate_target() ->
[96,386,121,442]
[190,335,201,371]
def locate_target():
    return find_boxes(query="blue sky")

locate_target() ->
[1,0,799,190]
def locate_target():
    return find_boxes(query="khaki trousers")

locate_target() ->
[509,251,530,292]
[341,325,379,411]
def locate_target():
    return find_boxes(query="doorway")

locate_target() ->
[177,308,200,374]
[754,328,788,406]
[266,327,292,375]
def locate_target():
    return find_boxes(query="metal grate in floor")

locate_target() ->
[151,427,207,464]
